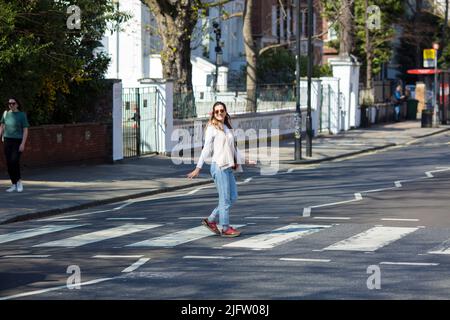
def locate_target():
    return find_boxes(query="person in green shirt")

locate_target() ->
[0,97,29,192]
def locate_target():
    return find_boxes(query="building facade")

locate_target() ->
[252,0,324,65]
[100,0,325,90]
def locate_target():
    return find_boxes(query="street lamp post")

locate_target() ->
[433,42,439,127]
[306,0,313,157]
[294,0,302,160]
[213,21,222,94]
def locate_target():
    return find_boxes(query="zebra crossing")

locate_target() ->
[0,221,449,257]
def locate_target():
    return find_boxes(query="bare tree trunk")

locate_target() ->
[339,0,353,58]
[364,0,374,105]
[143,0,198,117]
[144,0,197,93]
[243,0,257,112]
[414,0,423,67]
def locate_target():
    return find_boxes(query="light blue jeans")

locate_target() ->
[207,162,238,230]
[394,105,400,121]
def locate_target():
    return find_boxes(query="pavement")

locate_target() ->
[0,120,449,225]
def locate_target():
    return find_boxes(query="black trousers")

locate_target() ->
[4,138,22,184]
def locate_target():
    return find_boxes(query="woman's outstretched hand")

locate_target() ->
[187,167,201,179]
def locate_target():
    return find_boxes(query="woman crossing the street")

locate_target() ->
[187,101,243,237]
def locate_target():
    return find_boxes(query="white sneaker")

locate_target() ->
[6,184,16,192]
[16,181,23,193]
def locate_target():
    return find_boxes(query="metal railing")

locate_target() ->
[174,83,322,119]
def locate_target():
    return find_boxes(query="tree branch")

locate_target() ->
[259,41,294,56]
[222,11,243,21]
[204,0,232,8]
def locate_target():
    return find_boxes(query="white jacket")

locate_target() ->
[196,124,243,172]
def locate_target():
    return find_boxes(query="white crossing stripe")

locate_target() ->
[380,262,439,266]
[93,255,144,259]
[106,218,147,221]
[121,258,151,273]
[245,216,279,219]
[279,258,331,263]
[223,224,331,249]
[127,224,245,247]
[2,255,51,258]
[0,224,85,245]
[428,239,450,255]
[34,224,161,247]
[313,217,351,220]
[381,218,419,222]
[183,256,232,260]
[323,226,418,252]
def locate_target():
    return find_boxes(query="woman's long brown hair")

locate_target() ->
[208,101,232,131]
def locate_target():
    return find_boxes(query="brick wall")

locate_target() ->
[0,122,112,170]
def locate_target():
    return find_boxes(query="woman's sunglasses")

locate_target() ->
[8,102,16,106]
[214,109,225,115]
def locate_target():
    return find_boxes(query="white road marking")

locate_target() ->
[183,256,232,260]
[381,218,419,222]
[324,226,418,252]
[34,224,161,247]
[0,224,86,245]
[313,194,363,209]
[279,258,331,263]
[178,217,206,220]
[395,181,402,188]
[2,255,51,258]
[426,167,450,178]
[223,224,331,249]
[106,218,147,220]
[380,262,439,266]
[237,177,253,185]
[122,258,151,273]
[303,207,311,217]
[93,255,144,259]
[313,217,351,220]
[362,187,396,193]
[43,201,136,220]
[52,209,117,219]
[37,218,80,222]
[115,201,134,210]
[245,216,279,219]
[127,225,244,248]
[303,193,363,217]
[187,186,211,195]
[428,239,450,255]
[0,277,114,300]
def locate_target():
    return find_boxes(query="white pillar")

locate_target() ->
[329,56,361,130]
[320,77,340,134]
[155,81,174,155]
[217,66,228,92]
[112,81,123,161]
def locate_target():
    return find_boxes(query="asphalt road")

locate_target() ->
[1,132,449,301]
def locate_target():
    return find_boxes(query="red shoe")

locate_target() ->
[202,218,220,235]
[221,226,241,238]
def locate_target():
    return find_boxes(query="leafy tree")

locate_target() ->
[323,0,403,104]
[140,0,230,118]
[0,0,128,125]
[257,47,331,85]
[397,1,449,85]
